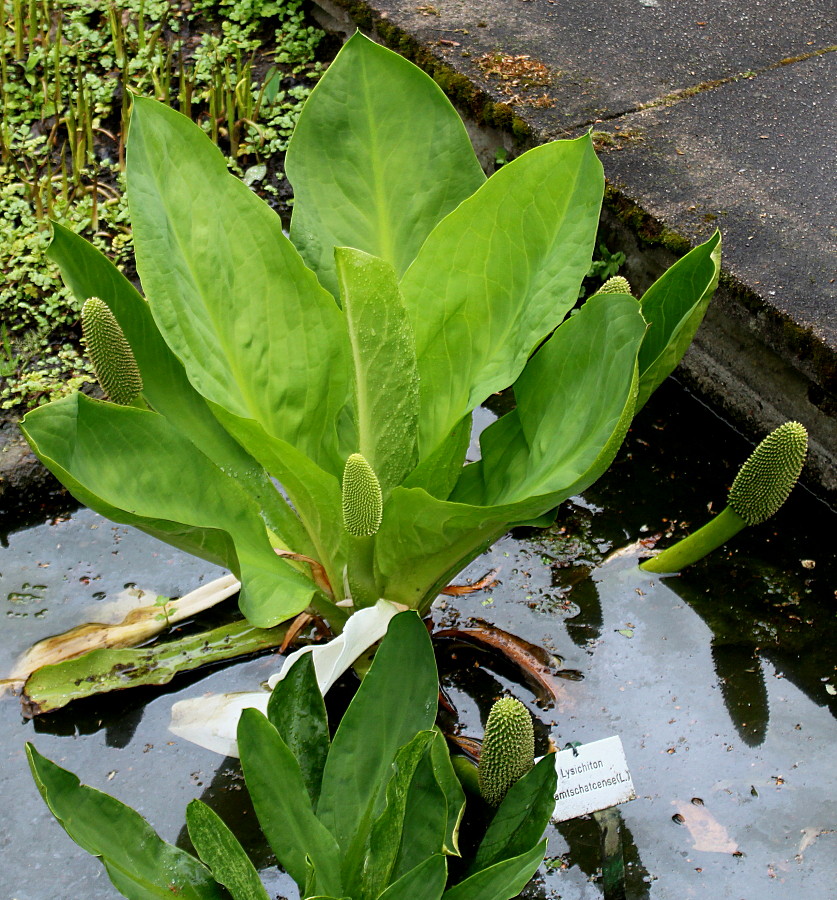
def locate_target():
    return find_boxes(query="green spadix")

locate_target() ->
[641,421,808,574]
[595,275,632,295]
[81,297,143,406]
[341,452,383,537]
[478,697,535,806]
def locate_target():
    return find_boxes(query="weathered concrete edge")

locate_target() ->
[311,0,837,500]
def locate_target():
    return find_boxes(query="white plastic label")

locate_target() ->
[552,735,635,821]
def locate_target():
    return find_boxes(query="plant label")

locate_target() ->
[552,735,635,821]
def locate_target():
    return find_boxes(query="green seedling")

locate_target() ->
[641,421,808,573]
[21,34,721,644]
[0,323,16,377]
[152,593,177,625]
[27,613,558,899]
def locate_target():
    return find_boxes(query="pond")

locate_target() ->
[2,379,835,899]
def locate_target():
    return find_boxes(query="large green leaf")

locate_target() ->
[317,613,439,869]
[267,652,330,806]
[286,32,485,297]
[21,394,316,627]
[336,247,419,496]
[460,292,647,505]
[390,735,449,882]
[377,855,447,900]
[186,800,270,900]
[442,840,547,900]
[47,224,311,553]
[636,230,721,409]
[237,708,342,896]
[400,134,604,457]
[27,745,224,900]
[469,754,556,874]
[359,731,436,900]
[127,96,353,474]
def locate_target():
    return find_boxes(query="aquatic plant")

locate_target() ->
[28,612,558,900]
[641,421,808,573]
[21,33,720,645]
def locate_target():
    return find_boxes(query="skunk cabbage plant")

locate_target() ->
[22,33,721,631]
[28,613,558,900]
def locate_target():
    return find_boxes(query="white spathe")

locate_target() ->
[168,599,402,757]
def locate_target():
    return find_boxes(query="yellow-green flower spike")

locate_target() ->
[341,453,383,537]
[641,420,808,574]
[728,421,808,525]
[478,697,535,806]
[81,297,143,405]
[596,275,632,295]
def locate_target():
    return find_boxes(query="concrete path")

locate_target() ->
[313,0,837,495]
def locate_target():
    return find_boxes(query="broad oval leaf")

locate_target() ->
[359,731,437,900]
[27,744,224,900]
[390,734,449,882]
[186,800,270,900]
[460,291,647,505]
[287,32,485,297]
[47,223,311,552]
[442,839,547,900]
[127,97,353,474]
[21,393,316,627]
[401,133,604,457]
[469,754,557,874]
[376,295,645,609]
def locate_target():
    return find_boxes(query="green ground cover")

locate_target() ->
[1,0,324,410]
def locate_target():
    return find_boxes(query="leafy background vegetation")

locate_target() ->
[1,0,324,410]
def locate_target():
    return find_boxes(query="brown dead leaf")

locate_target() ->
[433,620,577,707]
